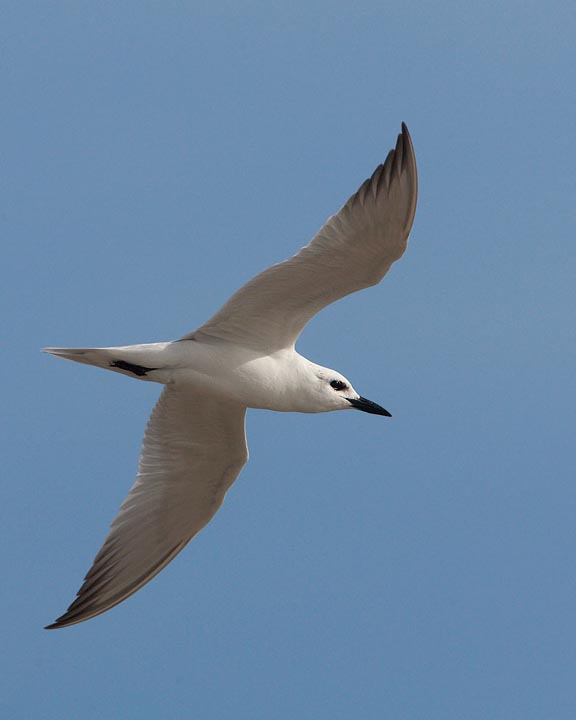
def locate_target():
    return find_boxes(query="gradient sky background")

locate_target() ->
[3,2,576,718]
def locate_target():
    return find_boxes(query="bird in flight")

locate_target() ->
[45,123,418,629]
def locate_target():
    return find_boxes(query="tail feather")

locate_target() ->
[43,346,164,379]
[44,347,115,369]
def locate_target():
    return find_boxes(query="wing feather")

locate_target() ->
[189,123,417,352]
[46,386,248,629]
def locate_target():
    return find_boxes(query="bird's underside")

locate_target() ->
[45,123,418,628]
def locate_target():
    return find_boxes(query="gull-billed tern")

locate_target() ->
[44,123,418,629]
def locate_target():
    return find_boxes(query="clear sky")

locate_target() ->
[3,1,576,718]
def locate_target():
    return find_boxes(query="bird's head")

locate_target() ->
[303,363,391,417]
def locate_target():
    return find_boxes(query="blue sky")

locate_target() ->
[3,1,576,718]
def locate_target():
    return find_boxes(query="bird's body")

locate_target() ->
[49,341,359,412]
[45,123,418,629]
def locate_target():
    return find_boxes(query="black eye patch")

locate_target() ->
[330,380,347,391]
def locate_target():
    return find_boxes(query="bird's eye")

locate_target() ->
[330,380,347,391]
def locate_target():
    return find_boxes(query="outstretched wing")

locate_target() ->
[46,386,248,629]
[189,123,417,352]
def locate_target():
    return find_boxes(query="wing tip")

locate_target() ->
[396,122,418,223]
[44,607,92,630]
[44,602,110,630]
[356,121,417,201]
[399,122,416,174]
[44,538,192,629]
[44,612,80,630]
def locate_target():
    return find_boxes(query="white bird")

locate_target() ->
[45,123,418,629]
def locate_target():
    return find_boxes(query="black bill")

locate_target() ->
[347,396,392,417]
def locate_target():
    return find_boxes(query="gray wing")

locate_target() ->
[188,123,417,352]
[46,386,248,629]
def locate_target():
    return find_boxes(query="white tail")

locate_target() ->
[44,347,117,369]
[43,344,170,380]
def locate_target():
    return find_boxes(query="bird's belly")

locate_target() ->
[169,341,296,410]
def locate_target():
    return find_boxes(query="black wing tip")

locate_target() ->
[351,122,415,199]
[44,605,103,629]
[401,122,413,148]
[44,618,69,630]
[44,607,84,629]
[44,606,102,630]
[43,539,189,631]
[400,122,416,171]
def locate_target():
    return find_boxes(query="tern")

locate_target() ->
[45,123,418,629]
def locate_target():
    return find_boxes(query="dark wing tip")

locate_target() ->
[400,122,417,176]
[44,607,84,630]
[377,123,415,191]
[394,122,418,231]
[44,610,91,630]
[43,539,189,630]
[44,621,62,630]
[327,122,417,239]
